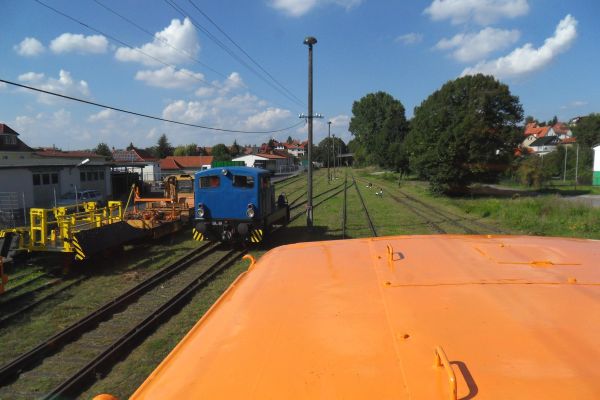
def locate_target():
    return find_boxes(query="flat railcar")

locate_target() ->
[192,166,289,243]
[100,234,600,399]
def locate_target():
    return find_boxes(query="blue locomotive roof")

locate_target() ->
[195,166,269,178]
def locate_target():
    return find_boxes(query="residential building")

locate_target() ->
[112,147,161,182]
[0,124,112,209]
[159,156,214,176]
[528,136,561,155]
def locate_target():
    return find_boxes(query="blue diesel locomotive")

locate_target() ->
[192,166,289,243]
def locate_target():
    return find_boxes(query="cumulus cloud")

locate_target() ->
[18,70,90,104]
[462,14,577,79]
[14,37,45,56]
[244,108,292,130]
[269,0,362,17]
[50,33,108,54]
[395,33,424,45]
[18,72,45,82]
[88,109,115,122]
[435,27,520,62]
[425,0,529,25]
[115,18,199,66]
[135,66,205,89]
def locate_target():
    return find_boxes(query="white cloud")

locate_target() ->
[395,33,424,45]
[18,70,90,104]
[50,33,108,54]
[435,27,520,62]
[269,0,362,17]
[0,82,6,90]
[135,66,205,89]
[560,100,587,110]
[244,108,292,130]
[425,0,529,25]
[14,37,45,56]
[462,14,577,79]
[18,72,45,82]
[88,109,114,122]
[115,18,199,66]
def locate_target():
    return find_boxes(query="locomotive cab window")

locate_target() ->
[199,175,220,188]
[233,175,254,189]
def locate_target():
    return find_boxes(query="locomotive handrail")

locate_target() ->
[434,345,457,400]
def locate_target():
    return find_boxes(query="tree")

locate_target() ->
[315,137,347,166]
[349,91,409,170]
[211,143,231,161]
[405,74,523,193]
[572,113,600,147]
[174,144,200,156]
[230,140,242,157]
[156,134,174,159]
[548,115,558,126]
[286,136,293,144]
[94,142,112,157]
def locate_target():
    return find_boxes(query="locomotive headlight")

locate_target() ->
[197,203,205,218]
[246,203,255,218]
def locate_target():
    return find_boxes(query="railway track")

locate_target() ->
[0,242,246,399]
[356,177,505,234]
[352,175,378,237]
[342,173,348,239]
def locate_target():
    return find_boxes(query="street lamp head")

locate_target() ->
[328,121,332,126]
[303,36,317,46]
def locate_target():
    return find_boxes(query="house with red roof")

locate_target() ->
[522,122,573,154]
[112,147,161,182]
[232,152,295,173]
[159,156,214,175]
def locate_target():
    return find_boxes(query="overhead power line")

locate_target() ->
[1,78,304,134]
[92,0,227,79]
[34,0,218,90]
[163,0,305,109]
[186,0,305,107]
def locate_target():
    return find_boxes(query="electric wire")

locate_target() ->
[1,78,305,134]
[91,0,227,79]
[186,0,305,107]
[34,0,218,90]
[163,0,305,109]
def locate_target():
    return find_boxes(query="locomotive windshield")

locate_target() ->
[199,175,220,188]
[233,175,254,189]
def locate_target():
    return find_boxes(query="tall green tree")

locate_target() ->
[349,91,409,170]
[572,113,600,147]
[156,134,174,158]
[230,140,242,157]
[314,137,347,166]
[406,74,523,193]
[94,142,112,157]
[211,143,231,161]
[174,144,200,156]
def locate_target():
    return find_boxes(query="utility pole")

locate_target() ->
[332,134,336,180]
[575,143,580,189]
[563,145,568,182]
[327,121,331,183]
[302,36,318,227]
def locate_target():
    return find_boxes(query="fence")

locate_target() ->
[0,192,26,229]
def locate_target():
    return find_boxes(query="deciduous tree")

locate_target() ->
[406,74,523,193]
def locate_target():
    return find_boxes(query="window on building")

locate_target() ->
[199,175,220,188]
[80,171,86,181]
[87,172,94,180]
[99,171,105,180]
[93,171,99,180]
[51,173,58,184]
[33,174,41,185]
[42,174,50,185]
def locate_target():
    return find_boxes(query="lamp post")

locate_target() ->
[332,134,336,180]
[327,121,331,183]
[303,36,317,227]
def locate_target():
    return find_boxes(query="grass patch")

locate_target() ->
[454,195,600,239]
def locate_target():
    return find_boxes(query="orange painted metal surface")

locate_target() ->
[130,235,600,399]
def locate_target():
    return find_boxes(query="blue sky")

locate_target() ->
[1,0,599,150]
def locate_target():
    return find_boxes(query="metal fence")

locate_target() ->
[0,192,26,229]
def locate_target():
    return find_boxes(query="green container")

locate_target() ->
[593,171,600,186]
[211,161,245,168]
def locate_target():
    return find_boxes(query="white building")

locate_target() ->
[0,124,112,209]
[593,145,600,186]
